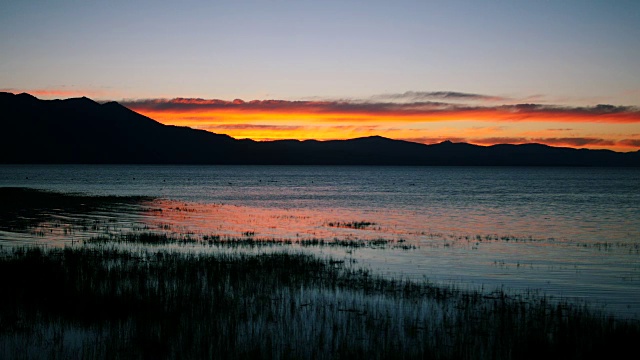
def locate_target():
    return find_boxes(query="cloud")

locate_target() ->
[112,93,640,152]
[201,123,385,134]
[122,97,640,124]
[468,137,532,145]
[122,97,451,113]
[530,137,616,147]
[197,124,304,131]
[371,91,510,102]
[619,139,640,147]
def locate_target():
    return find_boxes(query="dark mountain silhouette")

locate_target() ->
[1,92,639,166]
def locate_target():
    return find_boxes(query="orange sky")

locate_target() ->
[123,98,640,152]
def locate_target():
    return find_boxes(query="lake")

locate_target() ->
[1,164,639,318]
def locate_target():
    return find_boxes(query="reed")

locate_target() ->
[1,244,637,359]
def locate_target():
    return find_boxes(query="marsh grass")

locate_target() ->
[327,221,377,229]
[1,244,638,359]
[85,232,415,250]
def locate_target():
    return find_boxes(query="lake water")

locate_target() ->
[1,165,639,318]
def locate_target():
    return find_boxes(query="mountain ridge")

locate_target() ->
[1,92,638,166]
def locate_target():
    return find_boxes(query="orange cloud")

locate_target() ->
[124,98,640,124]
[619,139,640,148]
[116,97,640,152]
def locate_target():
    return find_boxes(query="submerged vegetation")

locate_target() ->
[1,245,639,359]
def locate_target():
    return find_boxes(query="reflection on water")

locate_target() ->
[1,165,639,319]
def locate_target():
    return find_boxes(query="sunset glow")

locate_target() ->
[3,1,640,153]
[124,98,640,152]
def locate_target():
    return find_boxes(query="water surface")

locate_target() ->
[1,165,639,318]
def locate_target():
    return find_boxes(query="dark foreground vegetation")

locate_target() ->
[1,242,638,359]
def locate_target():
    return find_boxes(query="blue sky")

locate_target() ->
[2,0,638,103]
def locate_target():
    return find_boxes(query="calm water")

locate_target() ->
[1,165,640,318]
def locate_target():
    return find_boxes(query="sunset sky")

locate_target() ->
[2,0,639,151]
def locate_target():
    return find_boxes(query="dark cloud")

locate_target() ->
[371,91,509,102]
[504,103,637,115]
[530,138,616,147]
[619,139,640,147]
[471,137,530,145]
[121,98,457,114]
[199,124,304,131]
[510,103,544,111]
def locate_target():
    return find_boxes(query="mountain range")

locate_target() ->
[1,92,639,166]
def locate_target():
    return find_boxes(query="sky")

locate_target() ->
[1,0,640,151]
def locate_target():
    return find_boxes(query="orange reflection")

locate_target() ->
[139,199,412,242]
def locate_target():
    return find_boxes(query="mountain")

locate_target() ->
[1,92,639,166]
[1,92,239,164]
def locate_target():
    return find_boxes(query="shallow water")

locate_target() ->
[1,165,639,318]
